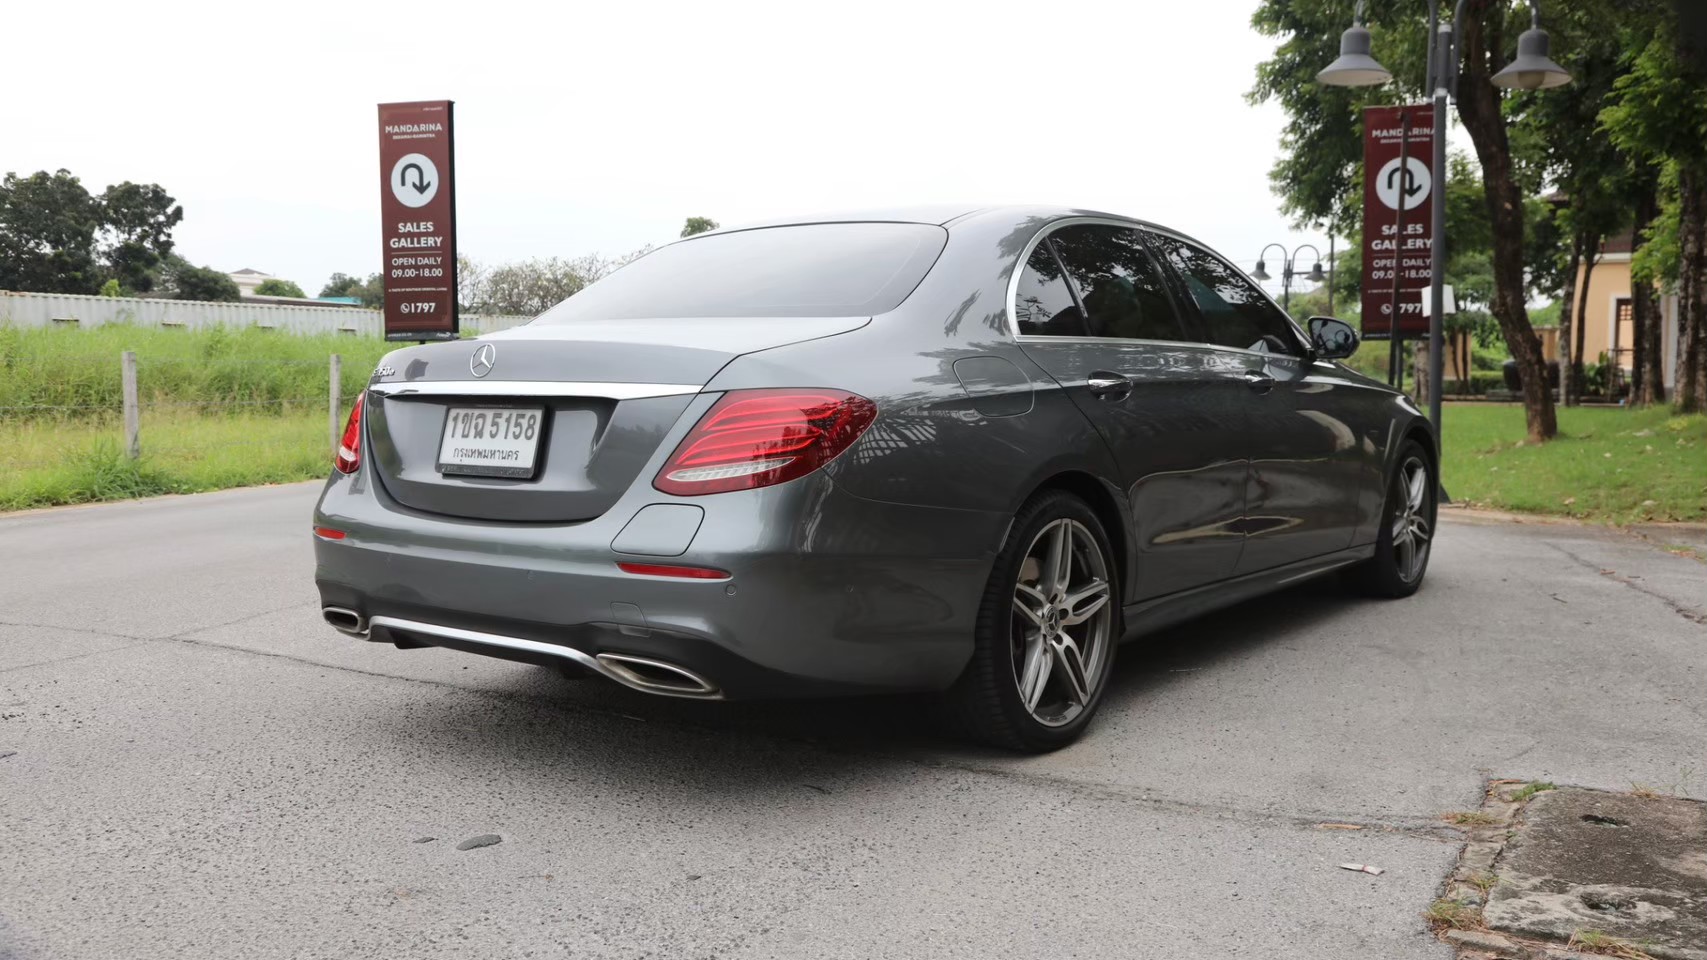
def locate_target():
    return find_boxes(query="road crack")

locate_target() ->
[1547,543,1707,625]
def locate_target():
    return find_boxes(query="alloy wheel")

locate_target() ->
[1009,518,1113,727]
[1391,455,1433,583]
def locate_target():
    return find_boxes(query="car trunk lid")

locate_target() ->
[362,317,867,523]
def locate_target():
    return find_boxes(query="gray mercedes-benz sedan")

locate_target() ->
[314,206,1436,751]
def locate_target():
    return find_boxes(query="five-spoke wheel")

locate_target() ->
[1349,438,1436,598]
[1010,518,1113,727]
[947,490,1119,751]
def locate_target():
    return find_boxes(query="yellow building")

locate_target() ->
[1560,233,1683,393]
[1438,232,1682,394]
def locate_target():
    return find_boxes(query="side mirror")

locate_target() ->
[1307,316,1359,360]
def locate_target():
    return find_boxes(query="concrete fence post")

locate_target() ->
[121,350,140,460]
[329,353,342,459]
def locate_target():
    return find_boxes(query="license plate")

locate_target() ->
[436,406,544,478]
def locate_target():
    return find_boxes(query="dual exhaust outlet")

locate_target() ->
[320,606,720,699]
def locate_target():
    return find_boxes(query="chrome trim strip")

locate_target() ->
[1012,334,1300,361]
[366,380,702,400]
[364,615,724,700]
[1275,557,1360,586]
[1003,215,1313,358]
[1003,215,1140,343]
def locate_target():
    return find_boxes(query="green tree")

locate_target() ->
[1600,19,1707,411]
[0,170,182,295]
[319,272,362,298]
[1248,0,1654,440]
[0,170,103,294]
[318,271,384,308]
[681,216,719,238]
[254,278,307,298]
[163,255,240,302]
[97,181,183,294]
[1513,7,1650,404]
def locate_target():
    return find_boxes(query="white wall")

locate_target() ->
[0,290,531,337]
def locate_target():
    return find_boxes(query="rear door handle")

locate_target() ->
[1087,373,1132,400]
[1243,370,1275,393]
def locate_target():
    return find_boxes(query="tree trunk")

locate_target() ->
[1415,341,1432,406]
[1459,331,1471,396]
[1677,166,1707,412]
[1456,6,1556,441]
[1559,234,1582,406]
[1575,245,1599,397]
[1631,178,1663,405]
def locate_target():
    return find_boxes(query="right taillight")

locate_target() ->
[334,393,365,475]
[653,388,877,496]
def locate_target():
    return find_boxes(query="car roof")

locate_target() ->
[722,204,991,230]
[714,204,1186,236]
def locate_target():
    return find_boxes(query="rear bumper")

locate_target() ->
[312,469,1005,699]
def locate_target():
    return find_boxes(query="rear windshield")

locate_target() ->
[531,222,946,322]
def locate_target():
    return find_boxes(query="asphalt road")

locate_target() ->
[2,483,1702,960]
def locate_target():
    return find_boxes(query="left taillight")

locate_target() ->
[653,388,877,496]
[334,393,365,475]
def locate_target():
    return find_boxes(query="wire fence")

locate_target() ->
[1,350,357,480]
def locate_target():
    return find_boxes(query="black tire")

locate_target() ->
[1347,438,1436,598]
[944,490,1121,752]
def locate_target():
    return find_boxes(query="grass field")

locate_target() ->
[0,324,391,412]
[2,326,1702,520]
[0,409,342,512]
[1441,403,1705,522]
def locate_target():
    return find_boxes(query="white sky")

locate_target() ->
[5,0,1341,302]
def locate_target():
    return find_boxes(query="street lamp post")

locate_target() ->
[1252,243,1326,315]
[1317,0,1571,447]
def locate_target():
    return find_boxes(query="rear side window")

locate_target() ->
[1013,240,1087,337]
[1048,224,1189,342]
[1151,235,1301,354]
[532,222,946,321]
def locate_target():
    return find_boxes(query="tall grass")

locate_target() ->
[0,324,393,415]
[1,410,335,511]
[1,325,371,510]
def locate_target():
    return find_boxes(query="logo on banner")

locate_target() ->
[390,153,440,208]
[1375,156,1430,211]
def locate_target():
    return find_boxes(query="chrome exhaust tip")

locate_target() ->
[322,606,367,637]
[595,652,719,697]
[351,614,723,700]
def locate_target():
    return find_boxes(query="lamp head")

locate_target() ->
[1317,22,1394,87]
[1492,27,1572,90]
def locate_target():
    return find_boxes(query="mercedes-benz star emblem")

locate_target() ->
[469,343,497,378]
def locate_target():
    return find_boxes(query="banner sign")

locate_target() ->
[1360,104,1434,340]
[378,100,458,341]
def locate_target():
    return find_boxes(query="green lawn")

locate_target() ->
[1441,403,1707,522]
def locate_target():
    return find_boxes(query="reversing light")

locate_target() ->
[653,388,877,496]
[616,561,730,580]
[334,393,365,474]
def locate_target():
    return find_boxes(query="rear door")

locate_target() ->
[1012,222,1251,600]
[1148,231,1370,573]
